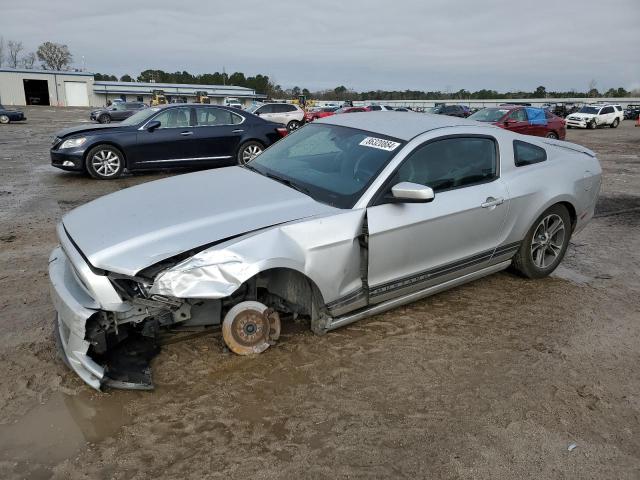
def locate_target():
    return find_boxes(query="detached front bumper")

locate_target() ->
[49,247,104,390]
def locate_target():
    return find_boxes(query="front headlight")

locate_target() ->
[60,137,87,149]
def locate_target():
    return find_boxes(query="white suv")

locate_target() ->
[247,103,305,131]
[566,104,623,129]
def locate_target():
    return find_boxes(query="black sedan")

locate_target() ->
[0,104,26,124]
[51,104,288,179]
[90,102,147,123]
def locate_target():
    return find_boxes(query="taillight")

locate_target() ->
[276,127,288,137]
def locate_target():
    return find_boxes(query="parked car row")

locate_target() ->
[623,104,640,120]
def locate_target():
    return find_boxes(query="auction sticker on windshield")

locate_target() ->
[359,137,401,151]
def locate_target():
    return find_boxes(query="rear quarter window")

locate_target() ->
[514,140,547,167]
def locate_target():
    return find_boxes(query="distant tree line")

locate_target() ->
[2,37,636,99]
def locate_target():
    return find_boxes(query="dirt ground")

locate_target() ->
[0,106,638,479]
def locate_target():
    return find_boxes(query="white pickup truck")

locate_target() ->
[566,104,624,129]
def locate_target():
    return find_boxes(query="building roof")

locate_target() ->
[92,80,259,97]
[93,80,254,91]
[317,111,479,141]
[0,67,94,76]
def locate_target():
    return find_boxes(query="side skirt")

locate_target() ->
[326,260,512,331]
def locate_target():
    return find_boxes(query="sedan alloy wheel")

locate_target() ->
[530,214,565,269]
[239,143,263,164]
[86,145,124,179]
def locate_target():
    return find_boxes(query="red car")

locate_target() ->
[304,106,339,122]
[468,105,566,140]
[334,106,369,114]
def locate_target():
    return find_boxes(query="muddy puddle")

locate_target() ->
[0,390,133,478]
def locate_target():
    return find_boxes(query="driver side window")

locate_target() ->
[152,107,191,129]
[390,137,497,192]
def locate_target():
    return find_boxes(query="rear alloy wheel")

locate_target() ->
[98,114,111,124]
[610,118,619,128]
[85,145,124,179]
[0,115,10,124]
[237,141,264,165]
[545,131,558,139]
[287,120,301,131]
[222,301,281,355]
[512,204,571,279]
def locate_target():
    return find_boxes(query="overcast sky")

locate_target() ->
[2,0,639,92]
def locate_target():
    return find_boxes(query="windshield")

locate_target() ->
[246,104,263,113]
[578,106,600,114]
[247,124,404,209]
[120,107,161,126]
[468,108,510,122]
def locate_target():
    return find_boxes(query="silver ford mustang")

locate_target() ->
[49,112,601,390]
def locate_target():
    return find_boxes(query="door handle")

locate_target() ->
[481,197,504,208]
[232,129,244,133]
[180,131,193,136]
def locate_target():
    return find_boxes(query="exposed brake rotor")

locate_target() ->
[222,301,280,355]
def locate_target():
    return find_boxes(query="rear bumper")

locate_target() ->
[49,247,104,390]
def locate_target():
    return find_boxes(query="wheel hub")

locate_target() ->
[231,310,269,348]
[222,301,281,355]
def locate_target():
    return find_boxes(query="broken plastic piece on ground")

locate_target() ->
[567,442,577,452]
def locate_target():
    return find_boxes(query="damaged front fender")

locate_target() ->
[148,209,367,305]
[150,250,260,299]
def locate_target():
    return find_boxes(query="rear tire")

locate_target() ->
[545,131,558,139]
[0,115,10,124]
[85,145,124,179]
[236,141,264,165]
[98,114,111,124]
[512,204,571,279]
[610,118,619,128]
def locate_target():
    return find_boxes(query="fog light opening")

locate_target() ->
[62,161,75,167]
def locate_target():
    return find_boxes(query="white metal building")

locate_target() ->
[0,68,264,107]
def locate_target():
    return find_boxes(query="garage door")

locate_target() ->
[64,82,89,106]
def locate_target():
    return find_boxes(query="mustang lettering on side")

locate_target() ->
[49,112,602,390]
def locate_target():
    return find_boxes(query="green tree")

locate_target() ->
[533,85,547,98]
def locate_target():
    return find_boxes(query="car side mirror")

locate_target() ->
[390,182,435,203]
[255,112,261,116]
[146,120,161,132]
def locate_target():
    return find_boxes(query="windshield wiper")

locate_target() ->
[263,172,312,197]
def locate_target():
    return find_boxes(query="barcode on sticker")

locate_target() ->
[359,137,400,151]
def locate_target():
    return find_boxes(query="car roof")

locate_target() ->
[317,111,479,141]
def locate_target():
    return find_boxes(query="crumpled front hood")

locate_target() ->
[62,167,338,276]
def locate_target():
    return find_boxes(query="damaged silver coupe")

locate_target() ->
[49,112,601,390]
